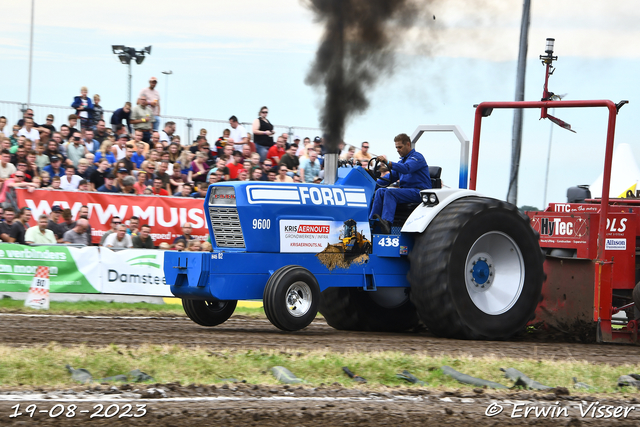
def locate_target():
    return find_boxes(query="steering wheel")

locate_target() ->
[368,157,392,185]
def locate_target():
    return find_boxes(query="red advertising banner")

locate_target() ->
[14,189,209,245]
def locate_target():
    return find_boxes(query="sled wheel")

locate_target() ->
[408,197,544,340]
[319,287,420,332]
[182,298,237,327]
[264,265,320,331]
[633,282,640,320]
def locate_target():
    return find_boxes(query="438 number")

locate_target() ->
[252,219,271,229]
[377,237,399,247]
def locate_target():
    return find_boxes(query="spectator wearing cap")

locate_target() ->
[228,115,248,151]
[139,77,161,131]
[47,205,64,242]
[71,86,94,130]
[130,95,154,142]
[132,224,154,249]
[43,155,65,178]
[111,102,132,133]
[266,135,287,166]
[0,150,16,178]
[60,166,82,190]
[252,106,275,162]
[66,131,86,167]
[236,168,249,182]
[151,178,169,196]
[103,224,133,249]
[25,214,56,245]
[97,173,120,193]
[115,167,130,190]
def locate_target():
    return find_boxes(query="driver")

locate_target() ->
[369,133,431,234]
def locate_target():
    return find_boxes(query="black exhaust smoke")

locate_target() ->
[305,0,426,154]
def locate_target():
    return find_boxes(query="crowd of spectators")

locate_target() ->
[0,80,374,250]
[0,82,372,203]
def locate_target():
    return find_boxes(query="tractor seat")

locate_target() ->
[392,166,442,226]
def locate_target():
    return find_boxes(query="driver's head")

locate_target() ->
[394,133,412,157]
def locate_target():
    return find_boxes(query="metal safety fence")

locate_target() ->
[0,100,323,145]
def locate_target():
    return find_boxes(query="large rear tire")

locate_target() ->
[319,287,420,332]
[408,197,544,340]
[263,265,320,331]
[182,299,237,327]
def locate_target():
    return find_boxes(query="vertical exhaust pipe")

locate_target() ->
[324,152,339,185]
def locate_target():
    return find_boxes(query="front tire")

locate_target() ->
[182,299,237,327]
[408,197,544,340]
[263,265,320,331]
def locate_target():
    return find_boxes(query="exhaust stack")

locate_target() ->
[324,153,339,185]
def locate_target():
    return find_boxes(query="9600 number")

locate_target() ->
[252,219,271,229]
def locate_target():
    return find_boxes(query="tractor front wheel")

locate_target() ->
[263,265,320,331]
[408,197,544,340]
[182,299,237,327]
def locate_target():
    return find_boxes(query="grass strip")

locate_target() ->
[0,344,638,393]
[0,298,265,317]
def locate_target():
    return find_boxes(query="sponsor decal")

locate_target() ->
[279,219,371,253]
[534,217,588,238]
[605,238,626,251]
[246,185,367,207]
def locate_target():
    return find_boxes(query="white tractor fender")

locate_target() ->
[401,189,489,233]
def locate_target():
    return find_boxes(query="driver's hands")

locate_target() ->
[377,155,387,164]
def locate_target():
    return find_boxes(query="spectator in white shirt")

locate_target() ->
[18,118,40,144]
[228,115,248,151]
[60,166,82,190]
[0,150,16,178]
[102,224,133,249]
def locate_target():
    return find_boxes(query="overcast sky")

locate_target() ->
[2,0,639,207]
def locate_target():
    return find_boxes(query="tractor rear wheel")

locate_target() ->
[263,265,320,331]
[319,287,420,332]
[182,299,237,327]
[633,282,640,319]
[408,197,544,340]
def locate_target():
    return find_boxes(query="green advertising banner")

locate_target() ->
[0,244,101,293]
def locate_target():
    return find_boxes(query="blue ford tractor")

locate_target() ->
[164,124,545,340]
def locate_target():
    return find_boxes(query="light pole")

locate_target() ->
[27,0,35,106]
[111,45,152,103]
[161,70,173,115]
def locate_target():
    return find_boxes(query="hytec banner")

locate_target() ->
[100,248,173,297]
[0,244,101,293]
[14,189,209,245]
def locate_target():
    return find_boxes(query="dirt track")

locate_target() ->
[1,313,639,364]
[2,314,640,426]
